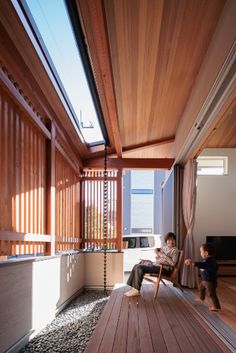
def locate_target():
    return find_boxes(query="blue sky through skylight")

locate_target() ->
[25,0,104,144]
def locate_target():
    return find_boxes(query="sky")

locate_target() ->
[25,0,104,144]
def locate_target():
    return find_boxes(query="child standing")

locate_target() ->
[185,243,221,312]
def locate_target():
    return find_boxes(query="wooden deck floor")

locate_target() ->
[85,283,236,353]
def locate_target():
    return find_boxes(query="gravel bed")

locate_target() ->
[20,290,110,353]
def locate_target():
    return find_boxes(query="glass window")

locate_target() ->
[140,237,149,248]
[20,0,104,145]
[197,156,228,175]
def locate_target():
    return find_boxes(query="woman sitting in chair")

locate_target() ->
[125,232,179,297]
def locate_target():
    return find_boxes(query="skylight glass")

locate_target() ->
[22,0,104,145]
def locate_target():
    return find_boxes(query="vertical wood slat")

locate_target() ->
[55,149,81,251]
[0,91,2,231]
[81,170,118,250]
[116,168,122,251]
[46,122,56,256]
[0,86,46,256]
[0,85,82,256]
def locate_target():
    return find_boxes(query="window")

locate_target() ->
[122,238,137,249]
[20,0,105,145]
[197,156,228,175]
[131,189,154,194]
[140,237,150,248]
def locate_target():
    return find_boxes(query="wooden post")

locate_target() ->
[116,168,122,252]
[45,121,56,255]
[79,174,84,250]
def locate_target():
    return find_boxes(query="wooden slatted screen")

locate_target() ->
[55,151,80,252]
[0,86,46,256]
[81,170,118,250]
[0,84,82,258]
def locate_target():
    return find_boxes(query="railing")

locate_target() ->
[81,170,118,250]
[0,83,82,258]
[55,150,81,252]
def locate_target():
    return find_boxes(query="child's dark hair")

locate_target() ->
[164,232,176,243]
[201,242,215,256]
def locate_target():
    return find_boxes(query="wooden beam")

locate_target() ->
[122,136,175,154]
[0,67,51,139]
[0,231,51,242]
[55,141,81,176]
[77,0,122,157]
[84,157,174,170]
[54,121,84,169]
[190,94,236,159]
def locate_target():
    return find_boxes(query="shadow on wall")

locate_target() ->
[0,262,33,353]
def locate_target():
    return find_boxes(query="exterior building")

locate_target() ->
[123,170,166,236]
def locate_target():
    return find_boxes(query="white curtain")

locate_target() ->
[181,159,198,288]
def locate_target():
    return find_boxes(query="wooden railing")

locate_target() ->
[0,80,82,258]
[55,151,81,252]
[81,170,118,250]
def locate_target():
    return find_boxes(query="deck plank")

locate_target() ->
[98,286,126,353]
[85,288,120,353]
[137,294,154,353]
[112,287,130,353]
[142,285,168,353]
[146,286,182,353]
[85,283,235,353]
[163,284,223,353]
[127,296,141,353]
[173,288,234,353]
[165,286,214,353]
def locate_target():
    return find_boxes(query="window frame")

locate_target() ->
[197,156,228,176]
[18,0,108,147]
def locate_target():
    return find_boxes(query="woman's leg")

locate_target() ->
[127,264,161,291]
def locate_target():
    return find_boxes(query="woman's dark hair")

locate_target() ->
[201,242,215,256]
[164,232,176,243]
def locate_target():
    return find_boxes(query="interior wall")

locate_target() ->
[194,148,236,256]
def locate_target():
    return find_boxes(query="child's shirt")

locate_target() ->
[194,256,218,282]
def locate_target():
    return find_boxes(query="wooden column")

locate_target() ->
[79,175,84,250]
[116,168,122,252]
[45,121,56,255]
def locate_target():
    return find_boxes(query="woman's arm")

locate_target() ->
[158,248,179,267]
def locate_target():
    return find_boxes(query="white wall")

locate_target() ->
[0,251,124,353]
[0,253,85,353]
[194,148,236,256]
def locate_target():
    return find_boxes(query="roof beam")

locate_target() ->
[77,0,122,157]
[122,136,175,154]
[84,157,174,170]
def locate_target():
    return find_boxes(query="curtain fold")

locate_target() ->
[181,159,198,288]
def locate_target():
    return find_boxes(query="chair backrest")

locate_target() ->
[169,250,184,279]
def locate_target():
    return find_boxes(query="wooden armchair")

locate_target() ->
[144,250,184,299]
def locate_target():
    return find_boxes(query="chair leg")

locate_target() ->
[154,265,163,300]
[154,278,160,299]
[173,282,184,292]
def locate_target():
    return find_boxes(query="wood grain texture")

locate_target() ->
[103,0,226,148]
[85,283,234,353]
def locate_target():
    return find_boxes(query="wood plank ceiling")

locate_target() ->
[77,0,234,161]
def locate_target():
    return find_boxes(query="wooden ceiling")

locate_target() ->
[0,0,235,168]
[203,102,236,149]
[77,0,236,162]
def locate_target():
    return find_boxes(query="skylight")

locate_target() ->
[21,0,104,145]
